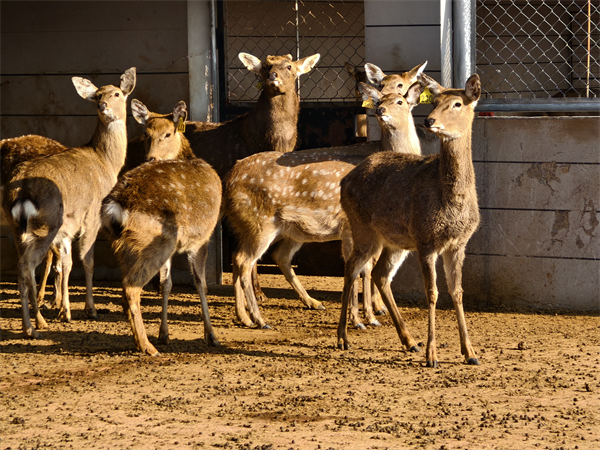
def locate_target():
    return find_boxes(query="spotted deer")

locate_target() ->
[337,74,482,368]
[224,81,423,329]
[1,135,67,310]
[142,52,320,173]
[102,101,221,356]
[3,68,136,337]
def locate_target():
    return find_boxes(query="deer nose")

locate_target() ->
[424,118,436,128]
[98,102,107,112]
[376,107,386,116]
[145,156,156,163]
[269,72,278,81]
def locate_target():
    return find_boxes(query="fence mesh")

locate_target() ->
[476,0,600,99]
[224,0,365,104]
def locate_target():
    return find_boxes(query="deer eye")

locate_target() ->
[165,133,171,139]
[396,99,403,105]
[454,102,462,108]
[287,65,292,70]
[114,92,120,97]
[397,83,403,89]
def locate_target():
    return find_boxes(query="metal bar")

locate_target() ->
[441,0,454,88]
[210,0,220,123]
[477,99,600,112]
[453,0,476,88]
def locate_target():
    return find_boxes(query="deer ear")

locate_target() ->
[239,53,262,74]
[364,63,385,86]
[465,74,481,107]
[131,99,150,125]
[120,67,136,97]
[172,101,188,127]
[295,54,320,75]
[418,73,443,96]
[408,61,428,83]
[357,82,382,103]
[72,77,99,102]
[405,81,423,109]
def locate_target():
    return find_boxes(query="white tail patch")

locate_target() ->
[11,199,38,223]
[102,200,129,228]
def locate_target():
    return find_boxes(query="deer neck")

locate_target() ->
[90,118,128,174]
[380,114,421,154]
[244,87,299,152]
[439,129,476,203]
[179,135,196,160]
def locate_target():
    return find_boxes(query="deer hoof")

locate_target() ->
[337,342,350,350]
[261,324,272,330]
[145,349,160,357]
[158,334,169,345]
[315,304,326,310]
[375,309,387,316]
[354,323,366,330]
[425,360,439,368]
[24,327,41,339]
[57,312,71,323]
[408,345,421,353]
[368,320,381,327]
[466,357,480,366]
[85,308,98,320]
[206,333,221,347]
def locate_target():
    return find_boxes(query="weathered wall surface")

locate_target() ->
[391,117,600,311]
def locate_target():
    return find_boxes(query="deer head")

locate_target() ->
[72,67,136,125]
[420,74,481,139]
[132,99,188,162]
[239,52,321,96]
[365,62,427,95]
[358,81,422,130]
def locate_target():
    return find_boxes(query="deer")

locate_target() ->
[102,100,222,356]
[224,80,424,330]
[3,68,136,338]
[337,73,482,368]
[142,52,321,174]
[1,135,67,310]
[136,52,319,306]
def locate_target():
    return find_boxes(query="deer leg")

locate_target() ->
[251,264,268,302]
[372,248,419,352]
[337,236,380,349]
[417,250,439,368]
[233,260,255,327]
[57,239,73,323]
[443,248,479,365]
[233,233,277,329]
[341,235,366,329]
[157,259,173,345]
[123,283,159,356]
[50,245,63,310]
[360,259,380,327]
[271,238,325,310]
[189,244,220,347]
[36,250,53,310]
[79,236,97,319]
[17,246,48,338]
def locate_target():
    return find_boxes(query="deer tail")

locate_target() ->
[101,200,128,239]
[11,199,38,237]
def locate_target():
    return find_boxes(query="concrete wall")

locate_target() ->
[390,117,600,311]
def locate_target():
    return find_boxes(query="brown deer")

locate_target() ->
[365,62,428,95]
[143,52,321,174]
[102,101,221,356]
[3,68,136,338]
[224,81,423,329]
[1,135,67,310]
[337,74,482,368]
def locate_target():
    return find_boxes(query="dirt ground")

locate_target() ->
[1,273,599,450]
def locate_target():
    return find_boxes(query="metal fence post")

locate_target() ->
[454,0,476,88]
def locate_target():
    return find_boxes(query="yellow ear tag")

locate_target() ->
[420,87,434,104]
[362,98,376,109]
[255,82,263,90]
[177,117,186,133]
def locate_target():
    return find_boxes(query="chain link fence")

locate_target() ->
[476,0,599,99]
[224,0,365,104]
